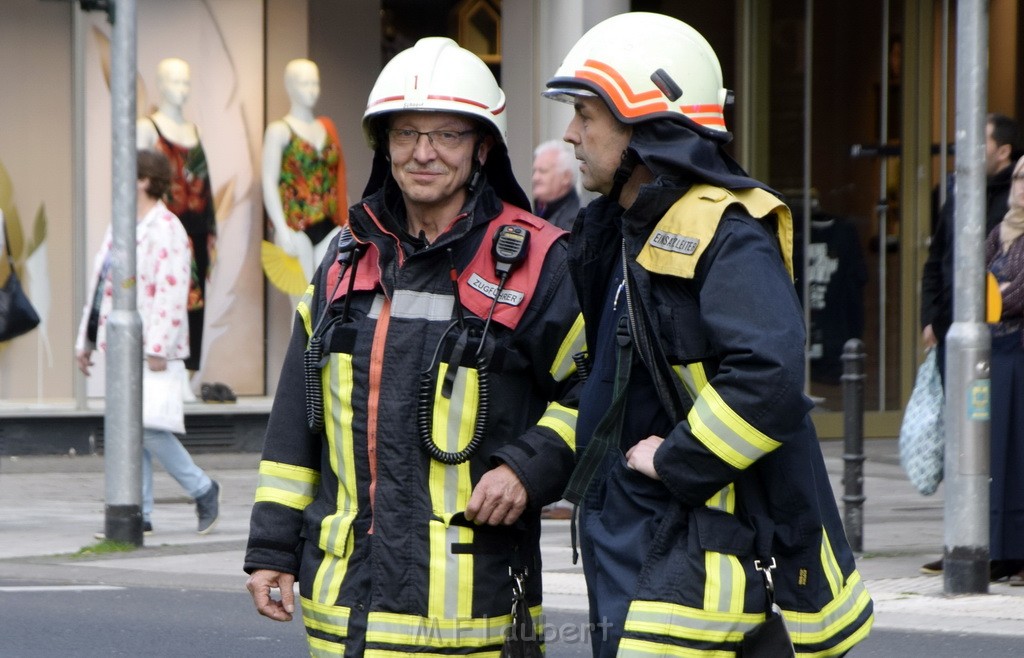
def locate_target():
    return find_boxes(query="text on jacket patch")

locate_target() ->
[468,273,525,306]
[649,229,700,255]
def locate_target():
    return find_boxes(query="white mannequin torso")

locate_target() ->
[261,59,341,284]
[139,107,200,149]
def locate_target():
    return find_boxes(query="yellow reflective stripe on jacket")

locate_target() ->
[301,595,351,639]
[365,606,540,649]
[308,635,345,657]
[688,383,781,470]
[704,483,736,513]
[783,571,873,645]
[820,528,843,598]
[625,573,870,647]
[537,401,577,450]
[366,651,500,658]
[427,362,477,621]
[617,637,735,657]
[624,599,763,643]
[298,284,315,336]
[704,551,746,614]
[309,352,359,622]
[550,313,586,380]
[255,461,320,510]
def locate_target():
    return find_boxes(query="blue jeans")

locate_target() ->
[142,428,212,523]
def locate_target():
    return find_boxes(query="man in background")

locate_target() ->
[921,113,1021,384]
[531,138,581,230]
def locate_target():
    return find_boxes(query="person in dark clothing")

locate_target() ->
[918,114,1021,577]
[920,113,1020,383]
[544,12,872,657]
[531,139,581,231]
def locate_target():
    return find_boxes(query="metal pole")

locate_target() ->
[875,0,890,410]
[103,0,143,546]
[801,0,813,394]
[841,339,866,552]
[944,0,990,595]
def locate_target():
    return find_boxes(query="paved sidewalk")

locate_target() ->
[2,439,1023,639]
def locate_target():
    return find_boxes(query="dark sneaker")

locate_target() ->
[920,559,943,575]
[94,521,153,540]
[195,480,221,535]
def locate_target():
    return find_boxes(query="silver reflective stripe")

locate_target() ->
[366,293,386,319]
[389,289,455,321]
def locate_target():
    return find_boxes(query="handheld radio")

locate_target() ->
[492,225,530,279]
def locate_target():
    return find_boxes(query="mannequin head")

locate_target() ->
[157,57,191,108]
[284,59,320,110]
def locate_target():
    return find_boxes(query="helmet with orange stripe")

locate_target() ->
[362,37,507,149]
[544,12,731,138]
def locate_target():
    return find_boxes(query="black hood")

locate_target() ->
[627,120,777,195]
[361,142,530,211]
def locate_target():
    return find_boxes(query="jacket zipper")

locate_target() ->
[621,238,651,373]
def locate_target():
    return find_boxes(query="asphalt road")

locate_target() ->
[4,581,1022,657]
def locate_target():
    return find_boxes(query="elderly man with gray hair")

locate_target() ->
[531,138,581,230]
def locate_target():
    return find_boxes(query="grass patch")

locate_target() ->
[73,539,139,557]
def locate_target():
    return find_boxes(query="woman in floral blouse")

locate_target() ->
[75,149,221,536]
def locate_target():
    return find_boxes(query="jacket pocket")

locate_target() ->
[655,300,712,363]
[692,506,755,556]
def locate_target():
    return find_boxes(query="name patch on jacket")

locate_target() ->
[637,184,793,280]
[458,203,567,330]
[467,273,526,306]
[649,230,700,255]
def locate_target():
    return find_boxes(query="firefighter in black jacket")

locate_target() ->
[544,13,873,656]
[245,37,583,656]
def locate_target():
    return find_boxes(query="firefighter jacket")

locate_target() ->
[568,180,874,657]
[245,179,583,657]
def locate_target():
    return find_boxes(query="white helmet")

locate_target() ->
[363,37,507,149]
[544,12,730,135]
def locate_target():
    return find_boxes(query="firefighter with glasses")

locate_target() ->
[245,37,583,656]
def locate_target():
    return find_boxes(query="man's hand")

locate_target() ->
[922,324,937,350]
[246,569,296,622]
[624,435,664,480]
[465,464,527,526]
[76,349,93,377]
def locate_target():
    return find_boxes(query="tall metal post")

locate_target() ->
[944,0,990,595]
[841,339,866,552]
[103,0,143,546]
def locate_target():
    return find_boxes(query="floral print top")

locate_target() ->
[278,117,341,234]
[75,201,192,361]
[151,118,215,313]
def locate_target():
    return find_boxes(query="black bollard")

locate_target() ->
[841,339,866,552]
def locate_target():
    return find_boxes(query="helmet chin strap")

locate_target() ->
[466,135,486,195]
[608,148,638,204]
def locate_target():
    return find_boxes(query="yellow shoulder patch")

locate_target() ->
[636,184,794,279]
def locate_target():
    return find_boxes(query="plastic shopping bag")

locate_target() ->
[143,360,187,434]
[898,349,944,495]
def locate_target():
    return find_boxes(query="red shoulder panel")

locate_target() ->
[458,203,567,330]
[328,241,382,302]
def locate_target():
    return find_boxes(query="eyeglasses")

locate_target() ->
[387,128,476,150]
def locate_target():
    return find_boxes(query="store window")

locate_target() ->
[382,0,501,79]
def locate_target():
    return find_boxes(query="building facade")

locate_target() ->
[1,0,1021,444]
